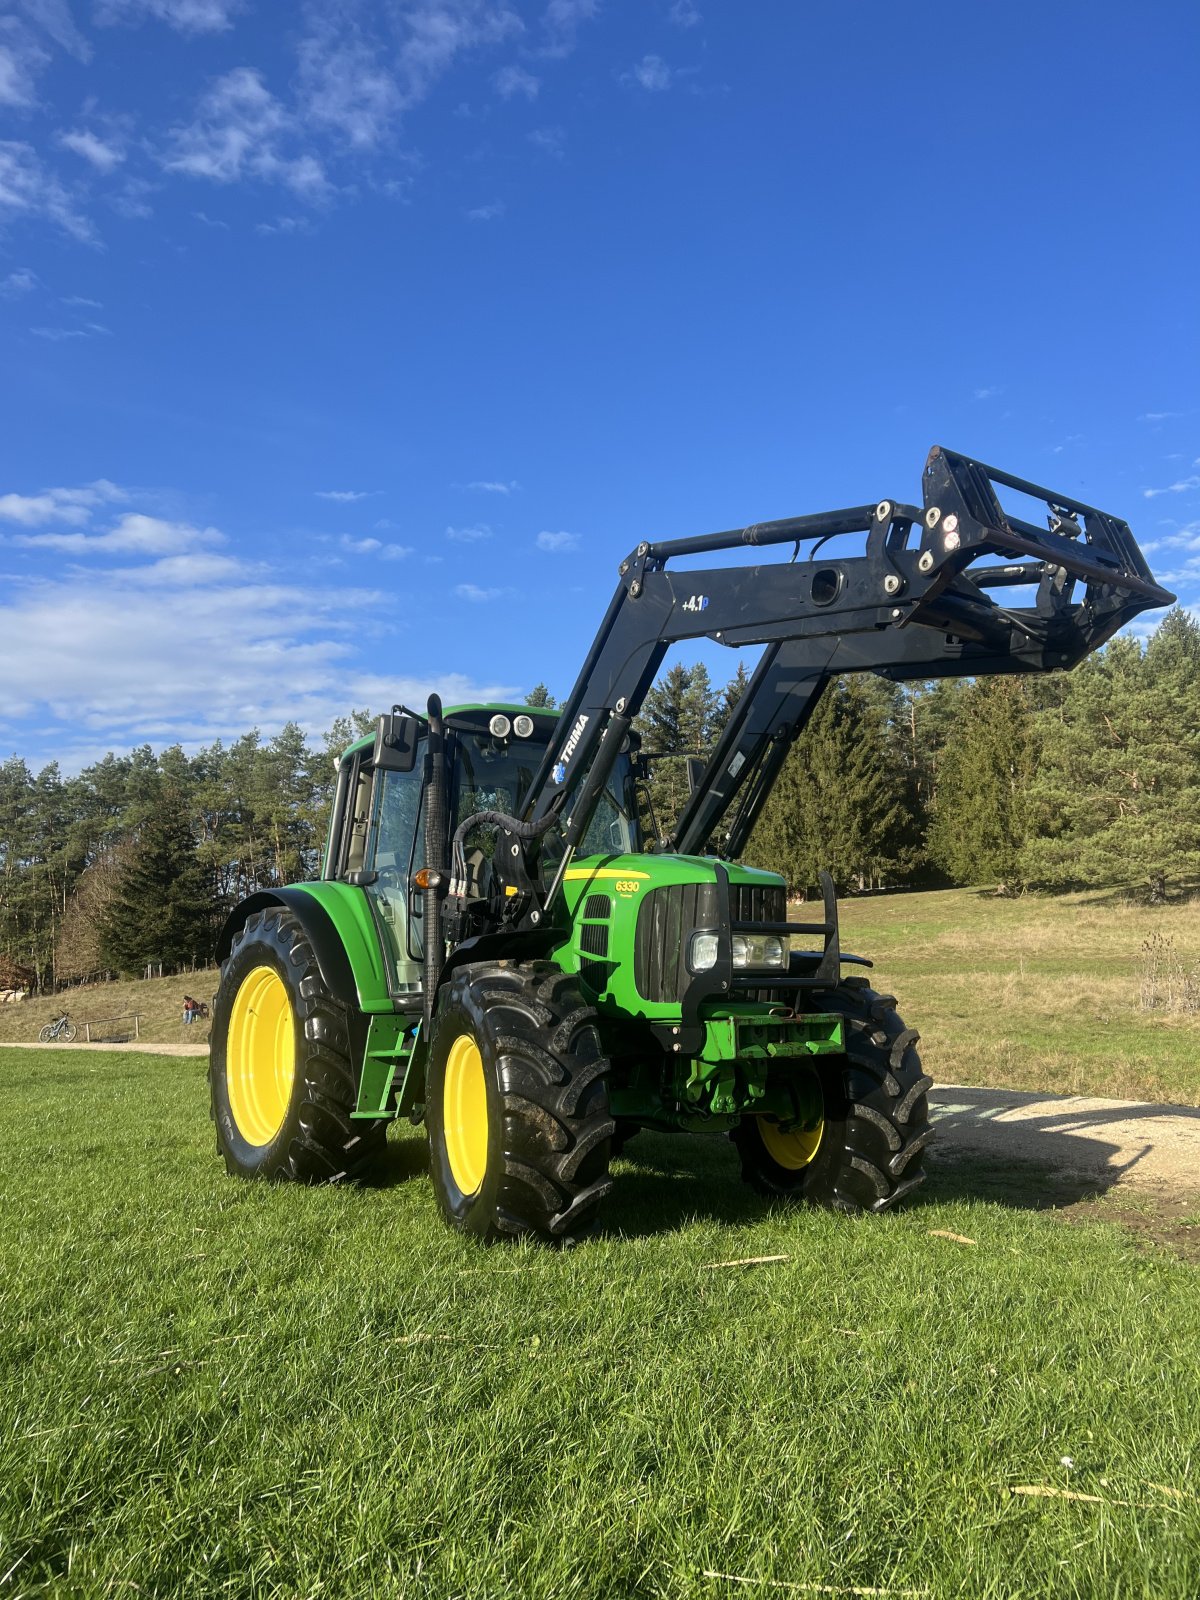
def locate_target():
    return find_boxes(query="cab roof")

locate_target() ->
[338,703,560,763]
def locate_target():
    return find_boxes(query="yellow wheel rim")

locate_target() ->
[443,1032,489,1197]
[758,1113,824,1171]
[226,965,296,1147]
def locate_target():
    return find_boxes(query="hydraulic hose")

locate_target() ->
[422,694,447,1027]
[448,806,560,898]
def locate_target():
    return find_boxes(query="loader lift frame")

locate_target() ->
[517,446,1172,893]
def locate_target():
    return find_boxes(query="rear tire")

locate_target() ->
[733,981,932,1213]
[209,906,386,1183]
[426,962,614,1242]
[38,1024,54,1043]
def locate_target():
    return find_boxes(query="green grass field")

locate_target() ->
[2,1045,1198,1600]
[836,887,1200,1107]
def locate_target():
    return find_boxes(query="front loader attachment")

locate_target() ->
[520,444,1174,861]
[910,447,1173,670]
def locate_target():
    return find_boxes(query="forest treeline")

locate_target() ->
[3,611,1198,988]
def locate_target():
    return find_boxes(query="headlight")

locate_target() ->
[688,931,720,972]
[731,934,786,970]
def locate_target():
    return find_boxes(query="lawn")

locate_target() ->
[1,1046,1197,1600]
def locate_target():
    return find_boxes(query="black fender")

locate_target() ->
[216,889,358,1006]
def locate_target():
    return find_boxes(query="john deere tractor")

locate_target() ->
[209,448,1172,1240]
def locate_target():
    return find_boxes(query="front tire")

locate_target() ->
[733,981,932,1213]
[426,962,614,1242]
[209,906,385,1183]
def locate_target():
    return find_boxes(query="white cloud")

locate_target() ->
[1144,476,1200,500]
[973,385,1001,401]
[255,214,312,235]
[466,479,519,494]
[0,24,47,108]
[394,1,523,105]
[318,488,373,502]
[541,0,597,57]
[0,553,519,750]
[192,209,229,228]
[12,511,221,555]
[466,198,505,220]
[494,63,539,100]
[0,267,37,295]
[528,124,565,157]
[625,54,672,91]
[95,0,241,34]
[340,532,412,560]
[446,523,492,541]
[30,321,111,339]
[58,128,126,172]
[18,1,91,59]
[536,529,580,552]
[1139,411,1183,423]
[62,293,102,306]
[455,582,504,602]
[669,0,701,24]
[0,141,93,241]
[163,68,328,197]
[297,27,401,149]
[0,480,125,526]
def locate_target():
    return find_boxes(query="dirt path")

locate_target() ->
[930,1083,1200,1198]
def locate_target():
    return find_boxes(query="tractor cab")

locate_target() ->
[323,705,643,999]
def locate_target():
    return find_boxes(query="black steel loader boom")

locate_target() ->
[523,447,1173,873]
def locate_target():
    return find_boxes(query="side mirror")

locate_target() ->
[686,756,706,795]
[373,707,421,772]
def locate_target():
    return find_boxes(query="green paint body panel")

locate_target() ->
[353,1014,416,1118]
[289,880,394,1013]
[548,850,789,1023]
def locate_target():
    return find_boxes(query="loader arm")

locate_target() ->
[523,447,1173,878]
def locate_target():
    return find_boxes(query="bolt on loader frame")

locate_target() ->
[209,447,1172,1241]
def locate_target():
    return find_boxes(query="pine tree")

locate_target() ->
[638,663,719,829]
[926,677,1036,892]
[1023,614,1200,896]
[743,676,916,893]
[100,788,219,973]
[524,683,557,708]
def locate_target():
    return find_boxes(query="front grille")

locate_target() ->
[634,882,717,1003]
[634,878,787,1004]
[583,893,611,919]
[730,881,786,926]
[580,923,609,957]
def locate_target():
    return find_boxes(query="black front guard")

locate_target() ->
[658,867,862,1054]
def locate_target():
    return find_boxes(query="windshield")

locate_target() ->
[451,729,641,867]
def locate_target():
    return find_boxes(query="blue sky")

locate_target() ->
[1,0,1197,772]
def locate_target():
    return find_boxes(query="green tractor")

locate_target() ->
[209,448,1171,1240]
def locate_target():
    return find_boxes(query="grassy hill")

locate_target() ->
[1,884,1196,1104]
[0,967,219,1045]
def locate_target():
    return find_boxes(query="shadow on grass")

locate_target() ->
[370,1085,1190,1227]
[599,1132,777,1238]
[374,1131,432,1190]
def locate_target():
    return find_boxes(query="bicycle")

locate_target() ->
[38,1013,77,1043]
